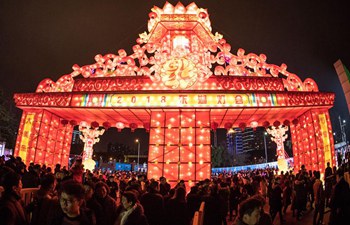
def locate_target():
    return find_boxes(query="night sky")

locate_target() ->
[1,0,349,151]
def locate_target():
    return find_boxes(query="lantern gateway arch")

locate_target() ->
[14,2,335,185]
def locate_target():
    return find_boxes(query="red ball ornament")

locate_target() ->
[263,121,270,128]
[199,11,207,19]
[69,120,77,126]
[91,121,99,129]
[211,122,219,131]
[283,120,290,126]
[61,119,69,125]
[273,121,281,127]
[149,12,157,19]
[103,121,111,130]
[239,122,247,131]
[129,123,138,132]
[143,123,150,132]
[224,122,233,130]
[292,119,299,126]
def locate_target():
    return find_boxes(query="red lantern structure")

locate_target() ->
[13,2,336,185]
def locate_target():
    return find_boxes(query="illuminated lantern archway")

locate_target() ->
[13,2,335,185]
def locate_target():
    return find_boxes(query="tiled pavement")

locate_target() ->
[226,205,330,225]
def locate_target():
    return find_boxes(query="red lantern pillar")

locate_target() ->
[14,109,73,168]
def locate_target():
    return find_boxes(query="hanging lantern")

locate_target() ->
[91,121,99,129]
[69,120,77,126]
[283,120,290,126]
[273,120,281,127]
[116,122,125,132]
[224,122,233,130]
[211,122,219,131]
[250,121,258,131]
[143,123,150,132]
[239,122,247,131]
[129,123,138,132]
[292,119,299,126]
[102,121,111,130]
[80,121,88,127]
[263,121,270,128]
[61,119,69,126]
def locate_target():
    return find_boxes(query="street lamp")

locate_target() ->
[135,139,140,171]
[263,132,268,163]
[339,116,347,144]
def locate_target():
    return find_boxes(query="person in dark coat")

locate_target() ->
[140,180,165,225]
[329,168,350,225]
[268,178,284,224]
[94,181,118,225]
[165,187,190,225]
[186,185,202,219]
[252,194,272,225]
[159,176,171,196]
[114,191,148,225]
[49,179,95,225]
[29,173,59,225]
[234,197,262,225]
[83,181,104,225]
[202,184,222,225]
[0,170,28,225]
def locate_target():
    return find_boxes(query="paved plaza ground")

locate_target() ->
[227,204,330,225]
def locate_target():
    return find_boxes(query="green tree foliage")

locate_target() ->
[211,144,233,168]
[0,89,19,149]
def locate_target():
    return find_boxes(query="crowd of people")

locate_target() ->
[0,155,349,225]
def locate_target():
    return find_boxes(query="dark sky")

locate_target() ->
[1,0,349,145]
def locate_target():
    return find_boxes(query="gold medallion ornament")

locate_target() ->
[160,57,198,89]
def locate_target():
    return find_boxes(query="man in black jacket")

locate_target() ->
[0,170,28,225]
